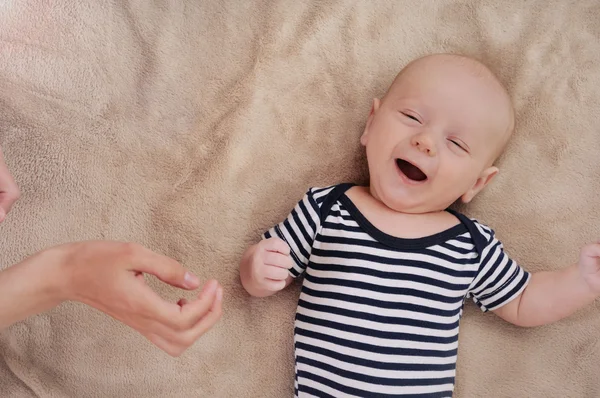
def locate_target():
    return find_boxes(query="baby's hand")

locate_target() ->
[245,237,293,294]
[578,242,600,294]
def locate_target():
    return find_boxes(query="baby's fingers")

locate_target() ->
[264,252,294,269]
[262,279,287,292]
[263,264,290,281]
[263,237,290,255]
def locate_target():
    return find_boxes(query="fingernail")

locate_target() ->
[183,272,199,288]
[206,280,218,293]
[216,287,223,301]
[199,280,217,297]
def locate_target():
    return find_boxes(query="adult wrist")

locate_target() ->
[33,244,77,304]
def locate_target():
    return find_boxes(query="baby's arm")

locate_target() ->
[239,187,325,297]
[239,237,294,297]
[493,243,600,327]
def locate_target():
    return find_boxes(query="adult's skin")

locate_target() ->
[0,146,222,357]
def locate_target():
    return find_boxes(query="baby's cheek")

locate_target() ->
[437,167,473,193]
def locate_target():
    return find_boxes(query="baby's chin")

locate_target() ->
[385,201,448,214]
[375,187,452,214]
[369,173,464,213]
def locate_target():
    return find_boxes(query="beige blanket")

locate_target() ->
[1,1,600,396]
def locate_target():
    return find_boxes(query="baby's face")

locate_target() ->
[361,55,512,213]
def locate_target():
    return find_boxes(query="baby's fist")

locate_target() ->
[247,237,294,295]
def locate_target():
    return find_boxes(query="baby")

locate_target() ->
[239,54,600,397]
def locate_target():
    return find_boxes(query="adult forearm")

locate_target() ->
[0,250,65,329]
[514,264,597,327]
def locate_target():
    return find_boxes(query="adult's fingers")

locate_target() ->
[0,190,19,217]
[127,278,187,325]
[0,160,20,222]
[147,286,223,357]
[130,278,219,334]
[176,280,220,328]
[582,243,600,258]
[146,332,184,357]
[177,286,223,348]
[126,244,200,290]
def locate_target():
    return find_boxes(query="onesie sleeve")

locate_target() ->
[262,187,328,278]
[467,225,531,312]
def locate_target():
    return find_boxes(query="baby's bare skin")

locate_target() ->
[240,53,600,327]
[362,54,513,215]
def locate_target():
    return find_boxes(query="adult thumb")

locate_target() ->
[132,246,200,290]
[155,266,200,290]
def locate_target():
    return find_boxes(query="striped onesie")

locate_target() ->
[263,183,530,397]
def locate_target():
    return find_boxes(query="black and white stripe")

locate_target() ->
[264,185,530,397]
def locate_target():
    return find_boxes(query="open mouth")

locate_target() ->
[396,158,427,182]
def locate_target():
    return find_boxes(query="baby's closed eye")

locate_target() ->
[400,111,422,124]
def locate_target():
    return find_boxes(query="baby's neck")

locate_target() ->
[346,186,461,239]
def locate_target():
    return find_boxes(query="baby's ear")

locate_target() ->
[461,166,498,203]
[360,98,380,146]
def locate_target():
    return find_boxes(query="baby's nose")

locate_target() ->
[413,136,436,157]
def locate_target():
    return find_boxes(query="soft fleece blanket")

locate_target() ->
[1,1,600,397]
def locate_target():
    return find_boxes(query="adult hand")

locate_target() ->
[0,146,20,222]
[0,241,223,357]
[578,242,600,294]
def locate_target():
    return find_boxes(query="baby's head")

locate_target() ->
[361,53,514,213]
